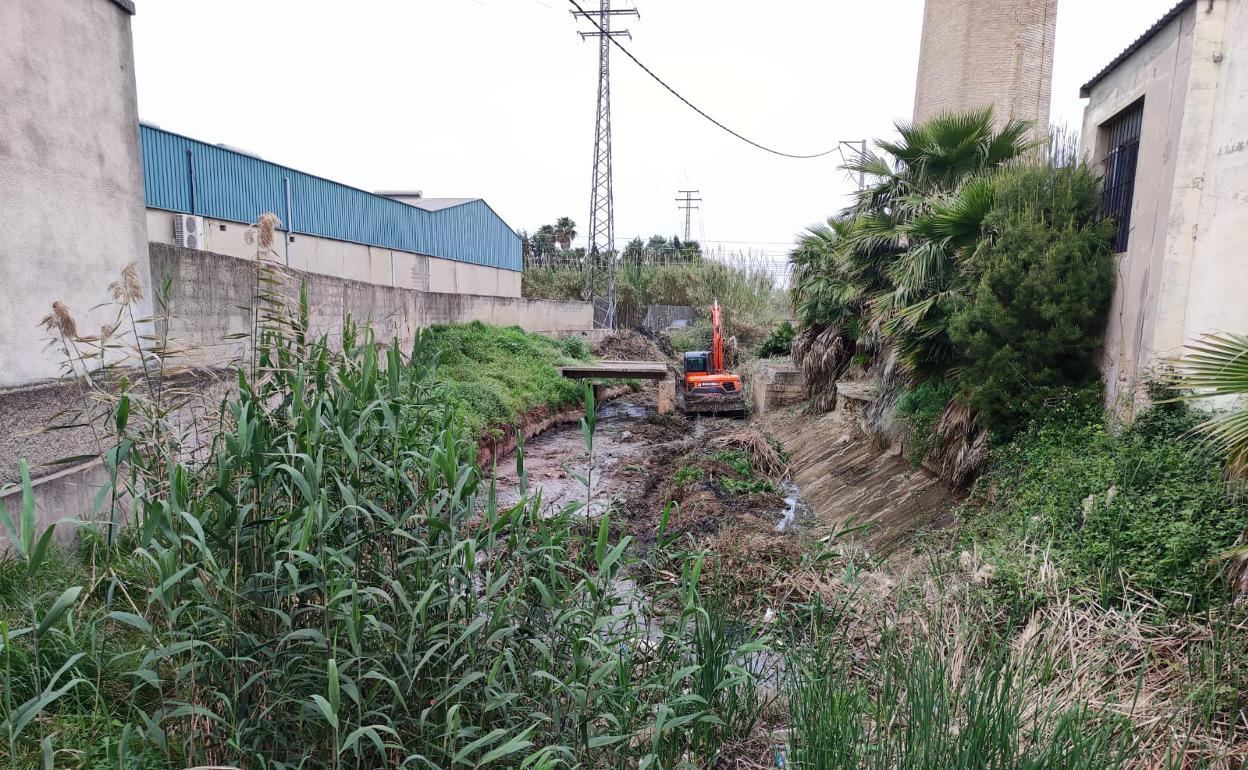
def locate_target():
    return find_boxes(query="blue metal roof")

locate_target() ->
[140,125,521,271]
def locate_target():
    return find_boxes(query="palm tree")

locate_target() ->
[841,107,1036,379]
[787,107,1034,415]
[553,217,577,251]
[1171,332,1248,584]
[1170,332,1248,477]
[531,225,556,267]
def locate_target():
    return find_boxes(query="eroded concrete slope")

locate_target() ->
[761,398,962,553]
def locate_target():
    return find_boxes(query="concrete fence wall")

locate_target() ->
[149,243,593,367]
[146,210,524,299]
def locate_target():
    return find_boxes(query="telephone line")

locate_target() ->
[565,0,841,160]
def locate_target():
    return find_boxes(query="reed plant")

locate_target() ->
[1,229,774,768]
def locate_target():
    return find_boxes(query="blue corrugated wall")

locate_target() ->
[140,125,522,271]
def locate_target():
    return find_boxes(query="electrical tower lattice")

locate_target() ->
[573,1,637,328]
[676,190,701,242]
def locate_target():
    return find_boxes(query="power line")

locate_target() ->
[565,0,840,160]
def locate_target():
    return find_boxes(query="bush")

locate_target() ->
[756,321,796,358]
[894,380,957,467]
[960,390,1248,613]
[949,163,1115,439]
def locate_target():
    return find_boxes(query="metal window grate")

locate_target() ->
[1102,102,1143,253]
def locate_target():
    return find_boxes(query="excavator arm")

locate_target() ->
[710,301,724,374]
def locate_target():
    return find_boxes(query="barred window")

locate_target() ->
[1101,101,1143,253]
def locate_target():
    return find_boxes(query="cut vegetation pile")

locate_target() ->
[592,329,669,363]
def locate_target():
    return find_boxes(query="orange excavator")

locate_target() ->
[678,301,747,416]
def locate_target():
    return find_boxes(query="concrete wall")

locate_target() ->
[1081,0,1248,413]
[148,243,591,367]
[146,209,522,299]
[0,0,151,387]
[912,0,1056,132]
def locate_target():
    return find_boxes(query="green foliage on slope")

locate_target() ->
[960,390,1248,613]
[425,321,592,440]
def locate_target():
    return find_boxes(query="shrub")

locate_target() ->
[894,380,957,467]
[948,163,1115,439]
[756,321,796,358]
[960,390,1248,613]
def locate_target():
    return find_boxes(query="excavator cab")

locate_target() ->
[682,351,709,375]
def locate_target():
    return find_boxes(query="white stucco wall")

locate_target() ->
[146,209,522,298]
[0,0,151,388]
[1080,0,1248,413]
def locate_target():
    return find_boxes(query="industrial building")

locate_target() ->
[141,125,524,299]
[1079,0,1248,414]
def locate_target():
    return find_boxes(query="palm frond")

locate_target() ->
[1170,332,1248,476]
[1170,333,1248,395]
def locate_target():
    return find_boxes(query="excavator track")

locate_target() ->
[677,390,747,417]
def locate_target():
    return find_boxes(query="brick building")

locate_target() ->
[912,0,1057,132]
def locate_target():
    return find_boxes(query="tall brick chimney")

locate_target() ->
[912,0,1057,133]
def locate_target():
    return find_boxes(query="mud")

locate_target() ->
[486,389,692,518]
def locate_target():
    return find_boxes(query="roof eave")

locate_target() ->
[1079,0,1195,97]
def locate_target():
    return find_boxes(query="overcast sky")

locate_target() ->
[133,0,1177,258]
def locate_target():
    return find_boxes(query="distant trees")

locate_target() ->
[525,217,702,270]
[553,217,577,251]
[523,221,570,268]
[622,235,702,264]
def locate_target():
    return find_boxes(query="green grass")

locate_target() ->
[425,321,592,441]
[957,388,1248,614]
[673,466,705,485]
[894,380,957,468]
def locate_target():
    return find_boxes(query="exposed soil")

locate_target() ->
[483,373,963,614]
[487,390,677,518]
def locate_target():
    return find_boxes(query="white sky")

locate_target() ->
[133,0,1178,256]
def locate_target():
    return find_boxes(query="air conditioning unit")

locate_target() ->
[173,214,205,250]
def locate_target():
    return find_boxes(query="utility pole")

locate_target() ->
[837,139,869,191]
[675,190,701,242]
[572,1,638,328]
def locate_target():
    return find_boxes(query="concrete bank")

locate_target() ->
[760,383,962,552]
